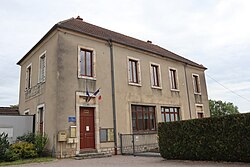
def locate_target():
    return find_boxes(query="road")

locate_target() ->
[9,155,250,167]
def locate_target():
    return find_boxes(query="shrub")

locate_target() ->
[17,132,35,144]
[158,113,250,162]
[17,132,49,157]
[34,133,48,157]
[0,133,9,161]
[4,142,38,161]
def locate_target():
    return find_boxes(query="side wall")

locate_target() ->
[18,31,59,153]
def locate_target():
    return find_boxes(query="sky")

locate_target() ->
[0,0,250,113]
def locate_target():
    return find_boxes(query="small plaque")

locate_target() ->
[86,126,90,131]
[68,117,76,122]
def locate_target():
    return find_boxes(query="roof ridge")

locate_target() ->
[57,17,75,25]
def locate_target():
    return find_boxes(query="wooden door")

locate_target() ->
[80,107,95,149]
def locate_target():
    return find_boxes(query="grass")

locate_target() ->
[0,157,55,166]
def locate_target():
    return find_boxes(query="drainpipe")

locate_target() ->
[184,63,192,119]
[108,39,118,155]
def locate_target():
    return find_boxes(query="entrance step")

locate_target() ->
[75,152,112,160]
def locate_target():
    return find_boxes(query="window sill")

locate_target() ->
[78,75,96,80]
[170,89,179,92]
[194,92,202,95]
[128,82,142,87]
[151,85,162,90]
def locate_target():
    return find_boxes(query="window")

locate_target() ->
[132,105,156,132]
[37,104,45,134]
[26,64,32,89]
[161,107,180,122]
[150,63,161,88]
[38,53,46,83]
[100,128,114,142]
[193,74,201,94]
[24,110,30,115]
[79,48,94,77]
[196,105,204,119]
[169,68,178,90]
[198,113,204,118]
[128,58,141,84]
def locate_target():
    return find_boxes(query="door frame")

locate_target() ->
[75,92,100,154]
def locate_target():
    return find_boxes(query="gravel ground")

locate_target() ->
[8,156,250,167]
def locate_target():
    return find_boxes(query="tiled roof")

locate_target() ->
[18,17,206,69]
[57,17,206,69]
[0,107,19,115]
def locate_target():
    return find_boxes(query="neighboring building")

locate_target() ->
[17,16,209,157]
[0,107,19,115]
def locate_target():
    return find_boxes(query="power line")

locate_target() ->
[206,74,250,103]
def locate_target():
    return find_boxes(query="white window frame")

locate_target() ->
[78,46,96,80]
[169,67,179,91]
[127,56,142,86]
[195,104,204,118]
[192,74,201,94]
[38,51,46,83]
[24,109,30,115]
[150,62,162,89]
[25,63,32,89]
[37,104,45,135]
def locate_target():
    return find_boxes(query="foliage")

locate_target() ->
[34,133,48,157]
[0,133,9,161]
[17,132,35,144]
[9,104,19,109]
[158,113,250,162]
[209,99,239,117]
[4,142,37,161]
[17,133,48,157]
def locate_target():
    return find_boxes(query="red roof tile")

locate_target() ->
[0,107,19,115]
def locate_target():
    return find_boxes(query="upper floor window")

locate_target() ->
[150,63,161,88]
[128,57,141,85]
[193,74,201,94]
[38,53,46,83]
[161,107,180,122]
[79,48,94,78]
[26,64,32,89]
[169,68,178,90]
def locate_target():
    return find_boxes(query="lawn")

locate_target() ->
[0,157,55,166]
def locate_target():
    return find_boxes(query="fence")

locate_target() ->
[120,133,158,155]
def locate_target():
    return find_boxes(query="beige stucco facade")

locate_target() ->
[18,22,209,157]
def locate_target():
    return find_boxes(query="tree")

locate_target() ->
[9,104,19,109]
[209,99,239,117]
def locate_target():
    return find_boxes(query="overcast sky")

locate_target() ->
[0,0,250,112]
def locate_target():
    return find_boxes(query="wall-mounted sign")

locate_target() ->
[68,116,76,122]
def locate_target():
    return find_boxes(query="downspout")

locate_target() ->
[108,39,118,155]
[184,63,192,119]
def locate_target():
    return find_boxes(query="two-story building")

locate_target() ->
[17,16,209,157]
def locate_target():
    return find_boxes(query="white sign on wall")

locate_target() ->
[0,128,14,137]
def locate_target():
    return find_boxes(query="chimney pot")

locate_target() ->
[147,40,152,43]
[76,16,83,21]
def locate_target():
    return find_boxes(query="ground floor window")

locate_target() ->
[196,105,204,119]
[161,107,180,122]
[132,105,156,132]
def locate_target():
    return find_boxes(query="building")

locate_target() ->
[17,16,209,157]
[0,107,19,116]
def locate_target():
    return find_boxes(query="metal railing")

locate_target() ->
[120,133,158,155]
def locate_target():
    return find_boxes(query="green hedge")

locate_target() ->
[158,113,250,162]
